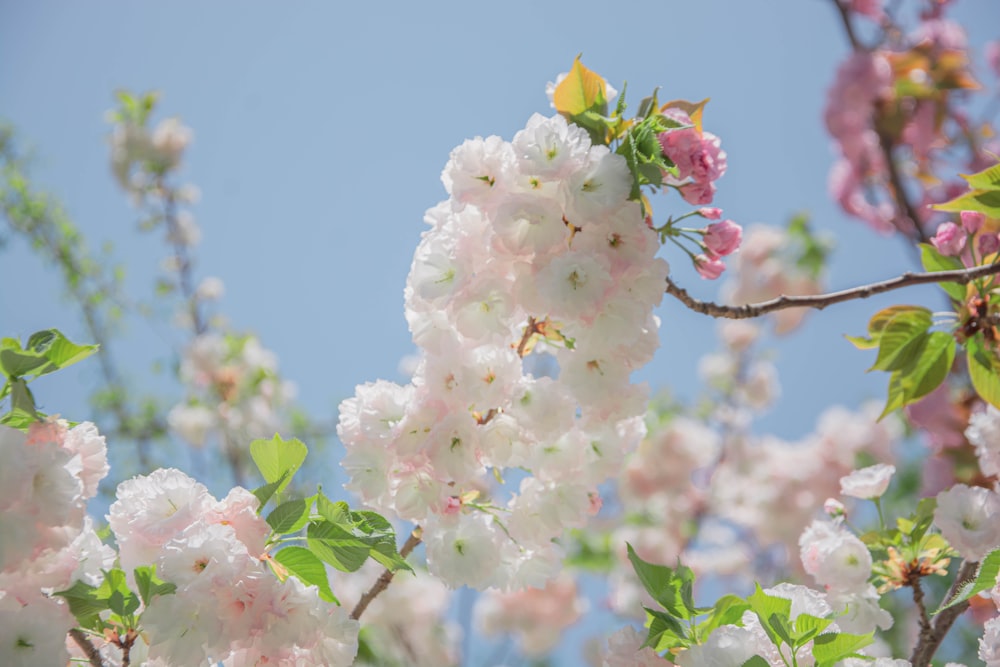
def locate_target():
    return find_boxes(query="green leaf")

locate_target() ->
[251,470,290,510]
[0,406,38,430]
[644,608,689,651]
[866,305,930,339]
[746,585,791,648]
[919,244,966,301]
[932,188,1000,217]
[350,510,393,533]
[935,548,1000,613]
[960,162,1000,190]
[697,594,750,639]
[626,543,695,619]
[968,337,1000,409]
[794,613,833,639]
[903,331,955,400]
[133,565,176,606]
[99,568,139,618]
[870,309,932,372]
[740,657,771,667]
[8,377,38,420]
[844,334,878,350]
[249,434,307,499]
[266,498,311,534]
[366,534,413,573]
[811,631,874,666]
[0,330,99,380]
[316,493,351,525]
[273,546,339,604]
[0,347,48,377]
[54,580,107,630]
[306,520,372,572]
[25,329,99,375]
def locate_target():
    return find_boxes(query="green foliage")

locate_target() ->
[919,243,966,301]
[935,548,1000,614]
[0,329,98,425]
[847,306,956,419]
[55,566,169,633]
[249,438,413,604]
[627,545,874,665]
[967,336,1000,410]
[787,212,833,281]
[250,434,308,504]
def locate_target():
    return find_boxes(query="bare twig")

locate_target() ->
[877,127,931,244]
[69,628,105,667]
[832,0,863,51]
[910,560,979,666]
[349,529,422,621]
[664,261,1000,319]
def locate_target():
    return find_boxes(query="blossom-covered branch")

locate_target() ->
[664,261,1000,319]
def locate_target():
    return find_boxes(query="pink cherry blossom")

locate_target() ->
[704,220,743,257]
[695,253,726,279]
[930,221,967,256]
[979,233,1000,256]
[960,210,985,234]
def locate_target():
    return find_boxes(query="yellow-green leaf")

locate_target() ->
[870,310,932,372]
[968,337,1000,409]
[552,56,607,117]
[932,188,1000,217]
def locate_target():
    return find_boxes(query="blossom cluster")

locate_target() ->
[104,468,358,665]
[825,6,999,238]
[168,332,297,480]
[338,111,670,590]
[0,421,111,666]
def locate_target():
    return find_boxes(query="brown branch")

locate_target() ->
[910,559,978,667]
[664,262,1000,319]
[877,127,931,244]
[349,528,422,621]
[69,628,105,667]
[910,577,933,648]
[832,0,863,51]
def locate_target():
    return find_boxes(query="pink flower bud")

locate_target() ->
[699,207,722,220]
[694,253,726,280]
[703,220,743,257]
[960,210,985,234]
[824,498,846,520]
[979,233,1000,256]
[930,222,966,256]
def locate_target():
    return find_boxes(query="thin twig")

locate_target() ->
[349,529,422,621]
[910,560,979,666]
[664,261,1000,319]
[877,127,931,244]
[832,0,863,51]
[69,628,105,667]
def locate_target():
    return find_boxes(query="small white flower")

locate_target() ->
[840,463,896,499]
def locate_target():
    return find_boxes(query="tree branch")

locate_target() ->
[910,560,978,666]
[349,528,422,621]
[664,261,1000,319]
[832,0,863,51]
[69,628,105,667]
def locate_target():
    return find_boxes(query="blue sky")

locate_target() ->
[2,1,998,664]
